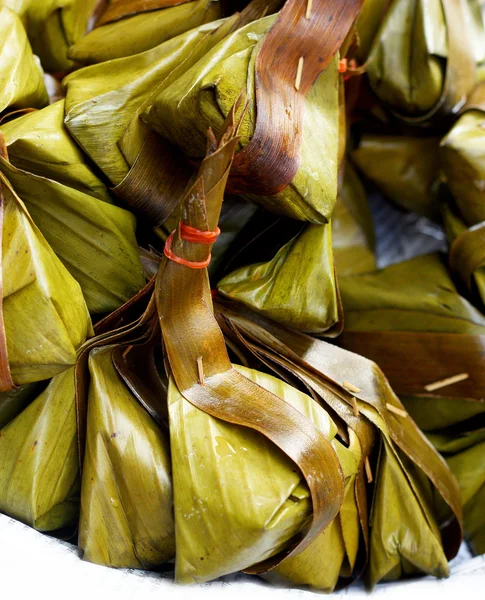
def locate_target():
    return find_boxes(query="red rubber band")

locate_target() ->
[164,232,212,269]
[180,223,221,244]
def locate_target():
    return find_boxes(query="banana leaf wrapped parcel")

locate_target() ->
[1,0,97,72]
[69,0,222,65]
[217,222,340,335]
[440,91,485,306]
[80,345,175,569]
[0,368,79,531]
[0,149,145,315]
[0,171,92,386]
[214,295,463,588]
[1,101,112,203]
[365,0,483,120]
[143,13,340,222]
[351,134,441,219]
[63,15,241,186]
[0,6,49,114]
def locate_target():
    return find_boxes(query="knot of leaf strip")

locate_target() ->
[163,223,221,269]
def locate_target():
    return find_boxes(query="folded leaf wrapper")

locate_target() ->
[446,440,485,556]
[0,368,79,531]
[332,162,376,277]
[0,382,40,428]
[213,298,463,587]
[0,157,145,315]
[441,108,485,226]
[1,101,113,204]
[217,223,339,334]
[0,7,48,114]
[64,16,235,186]
[79,345,175,569]
[144,14,340,222]
[1,0,97,72]
[366,0,481,120]
[339,253,485,334]
[170,364,346,583]
[351,135,441,219]
[1,172,92,385]
[70,0,222,65]
[263,430,361,592]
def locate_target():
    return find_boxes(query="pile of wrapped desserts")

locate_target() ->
[0,0,484,591]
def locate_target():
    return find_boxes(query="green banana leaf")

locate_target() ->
[217,222,339,334]
[441,109,485,227]
[442,202,485,307]
[351,135,441,219]
[1,0,97,72]
[80,345,175,569]
[0,157,145,315]
[264,430,361,592]
[1,100,113,204]
[64,16,235,185]
[355,0,391,61]
[447,441,485,555]
[332,162,376,276]
[1,172,92,385]
[169,363,343,583]
[144,14,340,223]
[368,437,449,583]
[0,382,42,429]
[0,7,48,114]
[69,0,222,65]
[366,0,485,117]
[339,253,485,334]
[0,368,79,531]
[214,298,461,587]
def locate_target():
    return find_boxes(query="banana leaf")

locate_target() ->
[332,162,376,276]
[64,16,237,186]
[170,364,345,583]
[1,100,112,204]
[442,201,485,307]
[1,0,97,72]
[156,103,345,582]
[366,0,482,119]
[217,222,340,335]
[263,429,361,592]
[144,14,340,222]
[355,0,391,61]
[0,7,48,114]
[1,172,92,385]
[214,298,462,587]
[446,441,485,555]
[339,253,485,334]
[441,108,485,227]
[0,382,42,429]
[80,345,175,569]
[0,368,79,531]
[0,157,145,315]
[351,134,441,219]
[69,0,222,65]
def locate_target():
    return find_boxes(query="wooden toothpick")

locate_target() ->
[364,457,373,484]
[343,381,361,394]
[386,403,408,418]
[306,0,313,19]
[351,397,360,417]
[424,372,469,392]
[197,356,205,386]
[295,56,304,91]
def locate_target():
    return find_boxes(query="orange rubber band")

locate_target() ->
[339,58,348,73]
[164,231,212,269]
[180,222,221,244]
